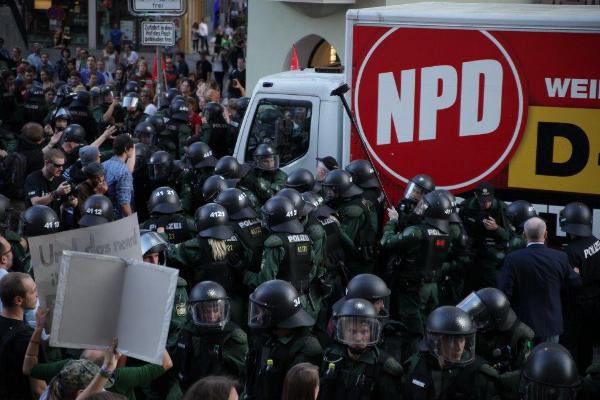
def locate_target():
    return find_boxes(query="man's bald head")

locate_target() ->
[524,217,547,243]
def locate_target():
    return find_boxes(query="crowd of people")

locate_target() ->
[0,35,600,400]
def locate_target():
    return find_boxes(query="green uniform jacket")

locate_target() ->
[335,197,377,275]
[319,343,403,400]
[179,168,214,215]
[242,168,287,204]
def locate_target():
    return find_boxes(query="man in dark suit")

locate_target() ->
[497,217,581,344]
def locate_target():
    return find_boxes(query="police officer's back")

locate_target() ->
[200,102,234,158]
[319,298,403,400]
[141,186,196,244]
[214,155,261,213]
[345,160,386,237]
[179,142,218,214]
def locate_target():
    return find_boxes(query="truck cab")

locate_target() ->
[233,69,345,174]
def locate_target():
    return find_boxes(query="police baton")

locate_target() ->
[331,83,393,209]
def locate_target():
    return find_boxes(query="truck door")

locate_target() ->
[234,95,319,173]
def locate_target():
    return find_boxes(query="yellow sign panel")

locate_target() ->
[508,106,600,195]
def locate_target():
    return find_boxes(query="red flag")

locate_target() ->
[290,44,299,71]
[152,47,158,81]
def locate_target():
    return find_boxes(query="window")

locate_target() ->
[245,99,312,167]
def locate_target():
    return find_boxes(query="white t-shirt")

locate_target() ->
[199,22,208,37]
[127,51,139,66]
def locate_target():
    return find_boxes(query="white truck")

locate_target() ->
[234,3,600,245]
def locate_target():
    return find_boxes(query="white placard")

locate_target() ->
[141,22,176,46]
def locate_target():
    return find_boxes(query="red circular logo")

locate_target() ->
[354,28,526,191]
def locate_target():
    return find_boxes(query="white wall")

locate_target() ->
[247,0,536,93]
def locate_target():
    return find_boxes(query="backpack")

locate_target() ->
[0,152,27,200]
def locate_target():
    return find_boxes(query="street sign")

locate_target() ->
[129,0,186,16]
[141,21,176,46]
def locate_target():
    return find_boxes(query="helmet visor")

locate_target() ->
[404,182,427,202]
[457,292,491,331]
[335,316,382,348]
[122,96,139,108]
[254,154,279,171]
[148,164,170,181]
[190,299,230,328]
[248,300,272,329]
[413,198,427,216]
[427,333,476,367]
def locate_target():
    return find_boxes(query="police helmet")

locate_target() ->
[51,107,72,126]
[169,98,189,122]
[140,229,168,265]
[258,107,283,125]
[90,86,103,107]
[285,168,317,193]
[203,102,226,124]
[248,280,315,330]
[457,287,516,332]
[559,202,592,237]
[345,160,380,189]
[437,189,461,224]
[78,195,114,227]
[62,123,87,145]
[334,298,382,349]
[27,85,45,101]
[215,188,257,220]
[276,188,312,217]
[133,120,156,141]
[253,143,279,172]
[122,92,142,111]
[194,203,234,240]
[403,173,435,203]
[261,196,303,234]
[301,191,335,218]
[69,90,91,108]
[124,80,140,95]
[189,281,230,330]
[99,84,114,96]
[426,306,476,368]
[506,200,538,233]
[147,150,172,182]
[148,186,183,214]
[214,155,251,179]
[186,141,217,169]
[520,343,580,400]
[55,84,73,106]
[346,274,391,306]
[421,190,453,233]
[321,169,363,202]
[202,175,228,203]
[166,88,182,104]
[234,97,250,118]
[146,114,166,134]
[19,205,60,237]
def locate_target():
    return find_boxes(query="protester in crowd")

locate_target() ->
[175,51,190,78]
[129,59,152,88]
[55,47,73,82]
[141,87,157,116]
[211,50,226,92]
[196,52,213,83]
[17,122,46,175]
[191,22,200,52]
[124,44,139,73]
[102,134,135,219]
[183,376,239,400]
[498,216,582,344]
[76,48,89,72]
[199,19,209,53]
[0,272,47,399]
[82,56,106,86]
[98,59,114,84]
[26,43,42,70]
[282,363,320,400]
[103,41,119,74]
[109,23,124,53]
[227,57,246,99]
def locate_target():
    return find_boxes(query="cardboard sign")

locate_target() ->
[51,251,178,365]
[29,214,142,324]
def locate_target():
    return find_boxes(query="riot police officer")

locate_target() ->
[48,107,72,136]
[146,114,167,138]
[519,343,581,400]
[164,98,192,158]
[167,203,246,325]
[381,190,453,355]
[244,280,322,400]
[404,306,499,399]
[67,90,97,143]
[459,182,510,289]
[140,229,189,351]
[506,200,538,253]
[147,150,179,192]
[559,202,600,373]
[243,143,287,204]
[230,96,250,132]
[345,159,385,235]
[319,298,403,400]
[457,287,534,372]
[122,92,146,135]
[61,123,87,168]
[215,188,266,273]
[140,186,196,244]
[322,169,377,276]
[23,85,48,125]
[214,155,260,212]
[173,281,248,392]
[202,175,229,205]
[0,194,30,274]
[180,142,218,214]
[285,168,320,194]
[243,196,318,320]
[78,194,114,227]
[396,173,435,231]
[19,205,61,237]
[200,102,234,158]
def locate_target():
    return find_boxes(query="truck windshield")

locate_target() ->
[245,99,312,167]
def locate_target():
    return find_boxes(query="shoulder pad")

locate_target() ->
[478,363,501,379]
[585,362,600,375]
[306,223,326,240]
[264,234,284,248]
[382,355,404,377]
[229,328,248,345]
[340,204,363,218]
[2,229,22,242]
[515,322,535,340]
[176,277,188,287]
[180,238,201,249]
[299,335,323,356]
[401,226,422,239]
